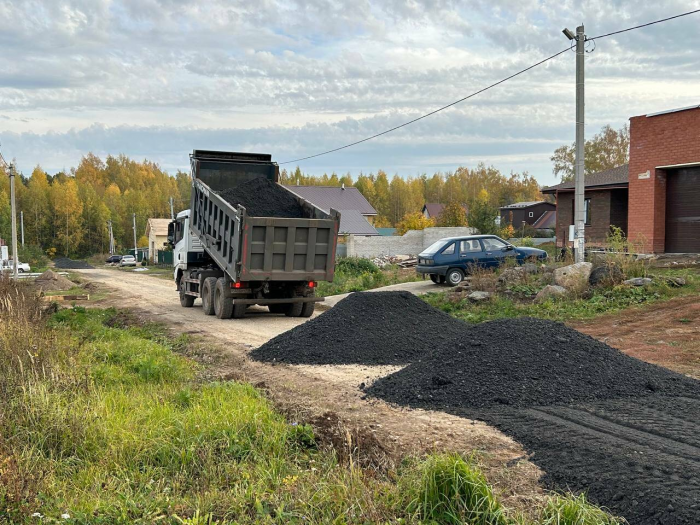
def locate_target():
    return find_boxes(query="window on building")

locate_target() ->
[571,198,592,226]
[528,211,534,218]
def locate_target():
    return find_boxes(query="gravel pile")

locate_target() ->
[250,291,469,365]
[53,258,95,269]
[218,177,306,218]
[367,317,700,409]
[34,269,75,291]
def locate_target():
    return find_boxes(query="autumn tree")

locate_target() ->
[467,190,499,235]
[396,212,435,235]
[52,178,83,256]
[551,124,630,181]
[23,166,51,245]
[437,202,468,227]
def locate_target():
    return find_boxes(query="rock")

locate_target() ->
[589,265,624,287]
[467,291,492,302]
[624,277,653,286]
[534,285,567,303]
[522,262,540,274]
[554,262,593,290]
[655,276,686,287]
[498,267,525,285]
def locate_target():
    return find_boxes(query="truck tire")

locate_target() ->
[232,301,247,319]
[446,268,464,287]
[300,301,315,318]
[201,277,217,315]
[285,302,304,317]
[179,275,195,308]
[214,278,233,319]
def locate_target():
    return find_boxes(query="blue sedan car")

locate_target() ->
[416,235,547,286]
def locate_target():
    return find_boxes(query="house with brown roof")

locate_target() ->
[146,218,172,263]
[499,201,556,230]
[422,203,445,220]
[283,184,379,236]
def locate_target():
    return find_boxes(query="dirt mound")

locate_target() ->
[35,269,75,291]
[218,177,306,218]
[250,291,469,365]
[53,257,95,269]
[367,317,700,409]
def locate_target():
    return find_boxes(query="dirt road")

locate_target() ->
[75,268,544,513]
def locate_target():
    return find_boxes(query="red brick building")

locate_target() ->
[543,104,700,253]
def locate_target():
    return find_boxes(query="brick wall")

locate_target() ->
[554,189,627,247]
[628,107,700,252]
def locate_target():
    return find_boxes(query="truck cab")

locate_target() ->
[168,209,207,290]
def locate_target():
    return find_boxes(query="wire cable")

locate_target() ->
[587,8,700,40]
[279,47,569,164]
[280,8,700,165]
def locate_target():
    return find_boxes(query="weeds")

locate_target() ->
[540,493,625,525]
[317,257,421,296]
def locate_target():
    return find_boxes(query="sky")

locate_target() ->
[1,0,699,186]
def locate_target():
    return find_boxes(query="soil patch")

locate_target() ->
[218,177,306,218]
[250,291,469,365]
[34,269,75,291]
[53,257,95,269]
[367,317,700,410]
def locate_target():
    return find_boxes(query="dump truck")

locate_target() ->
[169,150,340,319]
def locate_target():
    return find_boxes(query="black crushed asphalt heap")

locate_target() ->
[53,257,95,269]
[366,317,700,410]
[218,177,306,218]
[250,291,469,365]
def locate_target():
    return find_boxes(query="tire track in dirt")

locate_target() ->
[479,395,700,525]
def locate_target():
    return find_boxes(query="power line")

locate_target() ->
[279,8,700,166]
[588,8,700,40]
[279,47,570,164]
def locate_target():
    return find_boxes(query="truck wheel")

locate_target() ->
[268,304,285,314]
[300,301,315,318]
[179,275,195,308]
[285,302,304,317]
[201,277,217,316]
[232,301,247,319]
[446,268,464,287]
[214,278,233,319]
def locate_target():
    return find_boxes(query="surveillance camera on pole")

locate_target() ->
[563,24,586,263]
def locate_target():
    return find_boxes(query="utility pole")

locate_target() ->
[169,196,175,220]
[107,220,114,254]
[132,213,138,260]
[20,210,24,246]
[563,24,586,263]
[9,164,19,279]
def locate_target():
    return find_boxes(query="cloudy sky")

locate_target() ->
[1,0,699,185]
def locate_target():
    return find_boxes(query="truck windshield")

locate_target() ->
[422,240,449,255]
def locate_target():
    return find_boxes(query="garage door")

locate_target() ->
[666,167,700,253]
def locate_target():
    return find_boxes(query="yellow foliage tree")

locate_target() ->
[52,178,84,256]
[396,212,435,235]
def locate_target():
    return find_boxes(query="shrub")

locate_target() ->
[540,492,625,525]
[401,453,508,525]
[18,244,49,269]
[335,257,381,277]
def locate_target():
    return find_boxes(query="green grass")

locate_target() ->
[317,257,422,296]
[0,283,625,524]
[425,268,699,324]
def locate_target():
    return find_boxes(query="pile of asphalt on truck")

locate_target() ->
[176,152,700,525]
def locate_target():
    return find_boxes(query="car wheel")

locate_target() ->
[18,268,24,273]
[429,274,440,284]
[446,268,464,287]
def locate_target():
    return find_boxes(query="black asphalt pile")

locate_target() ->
[53,257,95,269]
[250,291,469,365]
[367,317,700,410]
[218,177,306,218]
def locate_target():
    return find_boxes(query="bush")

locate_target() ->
[335,257,381,277]
[18,244,49,269]
[401,453,508,525]
[540,492,624,525]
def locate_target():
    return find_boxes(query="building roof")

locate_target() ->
[532,210,556,229]
[499,201,552,210]
[338,209,379,236]
[646,104,700,118]
[541,164,629,194]
[146,218,171,237]
[422,203,445,218]
[283,185,377,215]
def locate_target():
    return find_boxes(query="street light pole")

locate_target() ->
[563,24,586,263]
[132,213,138,260]
[9,164,19,279]
[20,210,24,247]
[573,24,586,263]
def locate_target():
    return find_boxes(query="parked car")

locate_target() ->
[1,260,31,273]
[106,255,123,264]
[119,255,137,267]
[416,235,547,286]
